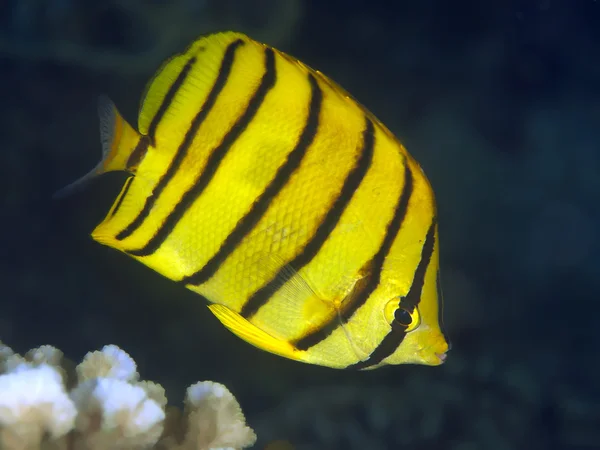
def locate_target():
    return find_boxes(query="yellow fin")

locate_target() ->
[208,304,303,362]
[257,254,335,329]
[54,96,143,199]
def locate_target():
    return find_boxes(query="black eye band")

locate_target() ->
[344,217,437,370]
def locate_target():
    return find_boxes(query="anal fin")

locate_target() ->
[208,304,303,362]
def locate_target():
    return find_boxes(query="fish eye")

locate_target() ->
[398,306,420,332]
[387,298,420,332]
[384,298,420,332]
[394,307,412,326]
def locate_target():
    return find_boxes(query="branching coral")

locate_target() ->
[0,341,256,450]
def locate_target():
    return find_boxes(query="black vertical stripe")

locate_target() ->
[295,161,414,351]
[436,268,449,346]
[240,118,376,320]
[109,176,134,219]
[115,39,243,243]
[345,217,437,370]
[347,318,408,371]
[147,56,197,145]
[181,73,323,286]
[402,218,436,311]
[126,136,150,170]
[127,46,277,257]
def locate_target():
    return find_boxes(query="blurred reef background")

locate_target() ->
[1,0,599,449]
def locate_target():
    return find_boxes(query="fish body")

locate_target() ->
[63,31,448,369]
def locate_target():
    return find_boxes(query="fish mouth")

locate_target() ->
[436,340,452,363]
[436,352,447,363]
[417,348,447,366]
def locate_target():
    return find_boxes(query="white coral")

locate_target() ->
[77,344,139,382]
[181,381,257,450]
[24,345,63,368]
[71,377,165,449]
[0,342,256,450]
[0,363,77,448]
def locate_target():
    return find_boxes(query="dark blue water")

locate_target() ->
[1,1,598,448]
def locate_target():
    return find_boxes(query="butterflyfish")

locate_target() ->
[59,31,449,370]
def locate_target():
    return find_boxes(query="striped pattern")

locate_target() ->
[146,56,197,146]
[345,217,437,370]
[91,32,444,369]
[294,160,413,351]
[116,40,245,247]
[240,118,375,319]
[180,72,323,286]
[128,45,275,257]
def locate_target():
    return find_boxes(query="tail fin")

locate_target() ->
[53,96,145,199]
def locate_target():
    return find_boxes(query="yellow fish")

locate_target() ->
[59,31,449,370]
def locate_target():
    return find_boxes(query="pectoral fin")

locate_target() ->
[208,304,303,362]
